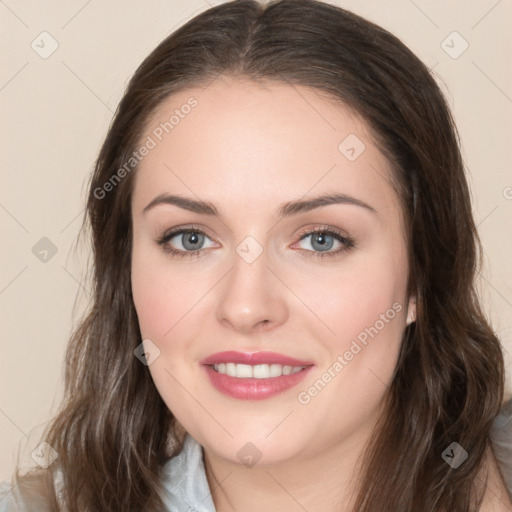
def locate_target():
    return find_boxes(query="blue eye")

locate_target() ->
[157,226,215,259]
[156,226,355,259]
[295,228,355,258]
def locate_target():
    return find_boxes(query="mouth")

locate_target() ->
[200,351,314,400]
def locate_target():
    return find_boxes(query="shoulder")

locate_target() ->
[0,480,17,512]
[478,445,512,511]
[490,398,512,494]
[480,399,512,511]
[0,469,62,512]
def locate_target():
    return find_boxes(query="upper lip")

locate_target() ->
[200,351,314,367]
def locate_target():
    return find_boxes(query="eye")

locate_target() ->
[294,227,355,259]
[156,225,355,260]
[156,226,217,258]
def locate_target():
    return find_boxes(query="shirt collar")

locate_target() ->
[161,433,217,512]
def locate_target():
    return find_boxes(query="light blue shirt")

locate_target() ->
[161,434,216,512]
[0,434,216,512]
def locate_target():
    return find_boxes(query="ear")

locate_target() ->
[406,294,416,325]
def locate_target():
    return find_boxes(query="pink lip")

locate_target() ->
[200,351,313,366]
[200,351,315,400]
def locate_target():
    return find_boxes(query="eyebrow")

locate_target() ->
[142,192,378,218]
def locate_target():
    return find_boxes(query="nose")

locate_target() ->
[215,245,288,335]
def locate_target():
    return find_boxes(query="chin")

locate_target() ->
[198,426,304,466]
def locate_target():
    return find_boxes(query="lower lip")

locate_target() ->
[202,364,314,400]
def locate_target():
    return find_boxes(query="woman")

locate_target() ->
[1,0,510,510]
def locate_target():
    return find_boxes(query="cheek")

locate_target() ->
[297,246,407,406]
[131,248,207,422]
[300,249,407,345]
[131,246,200,342]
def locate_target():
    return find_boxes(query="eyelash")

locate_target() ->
[156,224,355,260]
[297,227,355,259]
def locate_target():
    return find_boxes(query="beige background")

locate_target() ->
[1,0,511,481]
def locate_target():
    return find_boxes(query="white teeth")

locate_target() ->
[253,364,269,378]
[226,362,237,377]
[269,364,283,377]
[212,363,305,378]
[236,364,253,378]
[283,365,292,375]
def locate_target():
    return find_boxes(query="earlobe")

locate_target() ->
[406,295,417,325]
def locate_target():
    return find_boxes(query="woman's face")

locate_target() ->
[130,75,415,466]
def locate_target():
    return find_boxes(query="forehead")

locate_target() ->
[132,76,400,224]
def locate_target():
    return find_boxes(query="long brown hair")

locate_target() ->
[9,0,504,510]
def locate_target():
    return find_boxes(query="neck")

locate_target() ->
[203,421,377,512]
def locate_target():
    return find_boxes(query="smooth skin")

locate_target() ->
[130,76,511,511]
